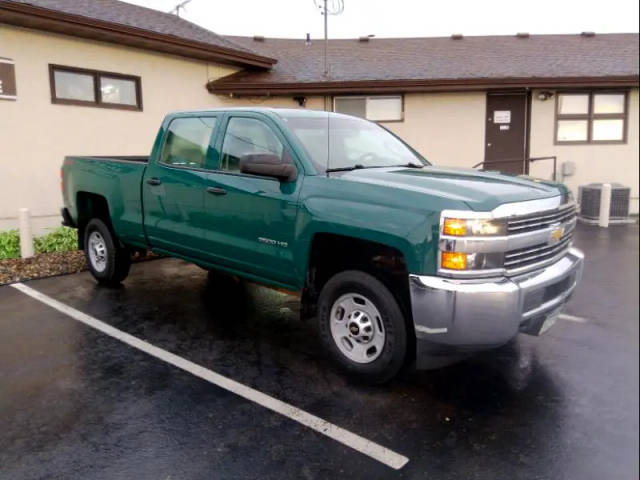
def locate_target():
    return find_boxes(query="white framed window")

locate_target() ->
[333,95,403,122]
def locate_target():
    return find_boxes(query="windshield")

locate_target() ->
[281,112,429,173]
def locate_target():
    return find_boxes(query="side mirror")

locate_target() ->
[239,153,298,182]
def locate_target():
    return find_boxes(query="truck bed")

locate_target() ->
[63,155,148,248]
[80,155,149,163]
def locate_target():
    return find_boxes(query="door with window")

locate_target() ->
[142,115,219,257]
[200,114,302,286]
[484,92,528,174]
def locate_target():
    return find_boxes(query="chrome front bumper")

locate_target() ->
[409,247,584,350]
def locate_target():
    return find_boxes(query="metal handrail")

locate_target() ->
[473,156,558,181]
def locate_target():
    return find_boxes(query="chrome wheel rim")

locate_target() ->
[329,293,386,364]
[88,231,107,273]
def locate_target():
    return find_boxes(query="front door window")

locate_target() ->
[219,117,284,173]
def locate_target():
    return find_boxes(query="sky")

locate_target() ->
[124,0,640,39]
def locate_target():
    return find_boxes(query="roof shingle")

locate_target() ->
[210,33,639,93]
[11,0,256,53]
[0,0,276,67]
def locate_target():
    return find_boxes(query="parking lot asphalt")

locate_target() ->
[1,223,638,480]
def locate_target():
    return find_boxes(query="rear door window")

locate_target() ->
[161,117,217,169]
[220,117,284,173]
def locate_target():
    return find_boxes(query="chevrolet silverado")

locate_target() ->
[61,108,584,382]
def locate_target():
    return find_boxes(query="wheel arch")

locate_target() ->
[76,191,114,250]
[302,232,416,358]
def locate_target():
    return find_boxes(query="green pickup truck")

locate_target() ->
[61,108,584,382]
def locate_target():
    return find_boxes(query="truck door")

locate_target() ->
[200,114,303,286]
[142,115,220,258]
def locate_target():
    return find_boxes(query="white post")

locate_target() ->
[599,183,612,228]
[19,208,34,258]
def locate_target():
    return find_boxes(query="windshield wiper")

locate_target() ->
[394,162,424,168]
[326,164,371,173]
[327,163,422,173]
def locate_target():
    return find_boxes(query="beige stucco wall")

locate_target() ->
[214,94,327,111]
[381,92,486,168]
[529,88,639,214]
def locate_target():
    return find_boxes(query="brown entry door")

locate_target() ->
[484,92,528,174]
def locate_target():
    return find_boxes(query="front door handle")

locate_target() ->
[146,177,162,186]
[207,186,227,196]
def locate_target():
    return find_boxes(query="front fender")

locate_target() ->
[293,196,439,282]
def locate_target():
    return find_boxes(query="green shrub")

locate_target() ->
[0,229,20,259]
[0,226,78,259]
[34,226,78,254]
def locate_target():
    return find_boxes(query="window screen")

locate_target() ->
[100,76,138,106]
[53,70,95,102]
[334,96,403,121]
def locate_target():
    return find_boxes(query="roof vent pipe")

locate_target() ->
[581,31,596,37]
[451,33,463,40]
[305,33,311,45]
[516,32,530,38]
[253,35,265,42]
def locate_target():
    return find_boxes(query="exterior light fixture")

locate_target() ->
[537,91,554,101]
[294,96,307,107]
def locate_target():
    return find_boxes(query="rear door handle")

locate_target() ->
[146,177,162,186]
[207,186,227,196]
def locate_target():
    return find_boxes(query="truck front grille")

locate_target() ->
[504,230,573,270]
[507,204,576,234]
[439,199,579,278]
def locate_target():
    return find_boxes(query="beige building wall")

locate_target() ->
[381,92,486,168]
[0,25,236,232]
[529,88,640,214]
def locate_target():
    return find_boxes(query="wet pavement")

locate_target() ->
[1,223,638,479]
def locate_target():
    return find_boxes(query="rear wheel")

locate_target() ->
[84,218,131,286]
[317,270,407,384]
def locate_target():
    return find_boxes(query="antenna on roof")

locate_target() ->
[169,0,192,17]
[313,0,344,75]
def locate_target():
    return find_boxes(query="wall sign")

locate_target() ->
[493,110,511,124]
[0,58,17,100]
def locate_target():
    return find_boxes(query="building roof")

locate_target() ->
[208,33,640,95]
[0,0,276,68]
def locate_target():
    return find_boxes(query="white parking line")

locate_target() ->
[558,314,589,323]
[10,282,409,470]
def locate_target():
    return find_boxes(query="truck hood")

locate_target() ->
[337,166,565,212]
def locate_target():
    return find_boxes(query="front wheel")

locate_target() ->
[317,270,407,384]
[84,218,131,286]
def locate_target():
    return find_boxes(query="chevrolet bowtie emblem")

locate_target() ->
[550,226,564,242]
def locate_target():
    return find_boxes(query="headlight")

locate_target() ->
[440,251,504,270]
[442,218,506,236]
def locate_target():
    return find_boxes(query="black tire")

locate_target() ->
[317,270,407,384]
[84,218,131,286]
